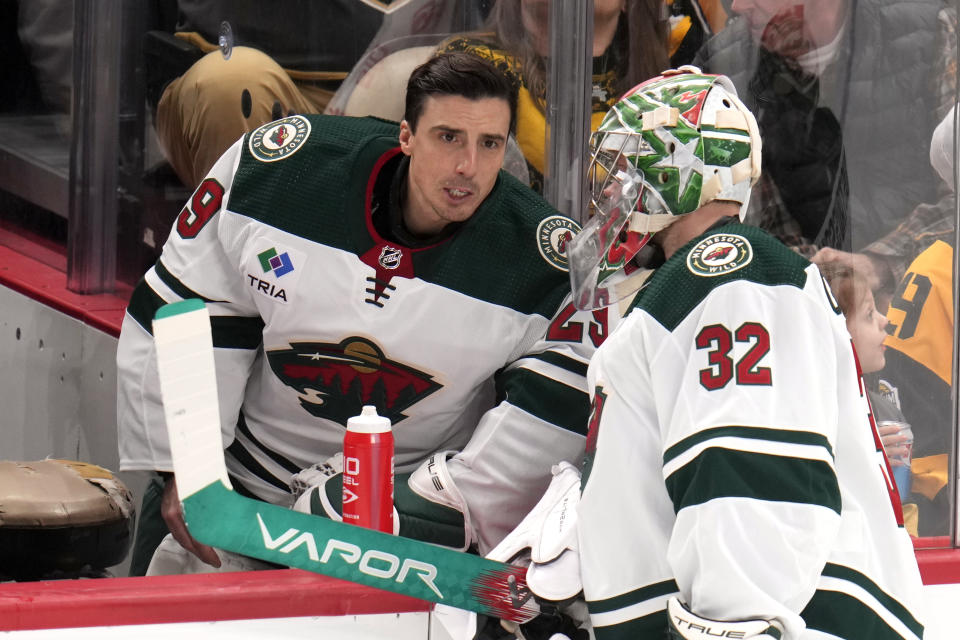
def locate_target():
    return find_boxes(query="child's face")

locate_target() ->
[847,288,888,374]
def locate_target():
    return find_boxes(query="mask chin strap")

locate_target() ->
[627,212,674,235]
[613,267,657,316]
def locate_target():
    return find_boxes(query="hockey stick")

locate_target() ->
[153,299,536,621]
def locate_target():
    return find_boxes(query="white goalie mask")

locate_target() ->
[568,66,762,310]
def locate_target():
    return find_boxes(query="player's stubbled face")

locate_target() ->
[399,94,510,236]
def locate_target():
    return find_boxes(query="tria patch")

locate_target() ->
[537,216,582,272]
[248,240,305,304]
[686,232,753,277]
[249,115,311,162]
[258,247,295,277]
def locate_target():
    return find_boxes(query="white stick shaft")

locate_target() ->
[153,301,231,499]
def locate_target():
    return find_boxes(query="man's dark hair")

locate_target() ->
[404,52,517,135]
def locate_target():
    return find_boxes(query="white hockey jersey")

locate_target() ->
[578,224,925,639]
[117,114,605,551]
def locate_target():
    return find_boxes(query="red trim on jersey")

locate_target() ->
[364,146,405,241]
[0,569,430,631]
[361,147,454,254]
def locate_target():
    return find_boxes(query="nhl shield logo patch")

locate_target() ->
[537,215,581,272]
[378,246,403,270]
[687,233,753,277]
[249,115,311,162]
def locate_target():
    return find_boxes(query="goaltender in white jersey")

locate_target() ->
[117,54,603,568]
[567,68,925,640]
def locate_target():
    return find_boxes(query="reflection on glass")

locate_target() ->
[696,0,950,254]
[694,1,958,541]
[437,0,671,193]
[0,0,73,264]
[882,237,955,538]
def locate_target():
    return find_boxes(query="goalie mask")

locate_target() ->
[568,66,761,310]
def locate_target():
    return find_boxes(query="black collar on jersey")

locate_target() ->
[371,153,465,248]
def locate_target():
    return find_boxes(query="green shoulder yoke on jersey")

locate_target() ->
[631,223,809,331]
[411,175,578,318]
[228,114,575,318]
[229,114,399,254]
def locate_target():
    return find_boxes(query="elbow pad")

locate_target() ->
[667,597,785,640]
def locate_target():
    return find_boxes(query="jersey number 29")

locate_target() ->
[177,178,225,239]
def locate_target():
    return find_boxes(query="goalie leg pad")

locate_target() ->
[403,451,471,550]
[293,452,467,545]
[667,597,784,640]
[292,454,399,535]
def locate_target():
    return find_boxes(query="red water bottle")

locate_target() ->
[342,405,394,532]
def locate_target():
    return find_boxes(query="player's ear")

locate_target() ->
[399,120,413,156]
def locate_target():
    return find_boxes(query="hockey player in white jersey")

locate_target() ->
[116,53,602,571]
[567,68,926,639]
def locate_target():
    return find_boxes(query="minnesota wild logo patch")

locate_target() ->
[687,233,753,277]
[537,215,581,271]
[266,337,441,425]
[249,115,311,162]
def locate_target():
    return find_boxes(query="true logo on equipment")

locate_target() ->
[687,233,753,277]
[249,115,311,162]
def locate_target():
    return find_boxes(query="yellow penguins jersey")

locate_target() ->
[885,240,953,389]
[117,114,605,551]
[882,239,954,535]
[578,223,924,639]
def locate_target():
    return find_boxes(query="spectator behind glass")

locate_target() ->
[14,0,73,115]
[819,264,920,523]
[667,0,729,66]
[694,0,951,255]
[437,0,670,193]
[814,101,958,538]
[812,100,958,303]
[880,239,955,537]
[155,0,411,189]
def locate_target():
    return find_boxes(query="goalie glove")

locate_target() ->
[667,597,785,640]
[291,453,400,535]
[487,461,583,604]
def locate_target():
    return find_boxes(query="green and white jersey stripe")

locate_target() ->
[587,579,679,634]
[578,224,924,639]
[663,425,840,514]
